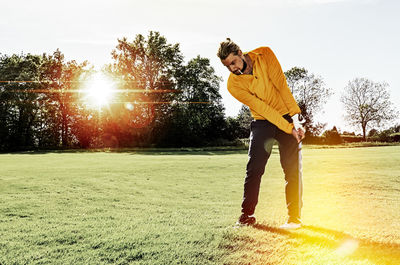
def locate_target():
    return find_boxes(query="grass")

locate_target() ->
[307,142,400,148]
[0,146,399,264]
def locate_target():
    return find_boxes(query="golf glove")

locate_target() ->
[292,114,306,132]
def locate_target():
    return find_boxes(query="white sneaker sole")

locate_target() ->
[279,222,302,230]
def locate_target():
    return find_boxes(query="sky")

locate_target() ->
[2,0,399,133]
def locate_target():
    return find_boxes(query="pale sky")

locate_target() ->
[2,0,399,133]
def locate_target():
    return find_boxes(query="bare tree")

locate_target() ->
[341,77,397,140]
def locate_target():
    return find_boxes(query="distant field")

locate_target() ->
[0,146,399,264]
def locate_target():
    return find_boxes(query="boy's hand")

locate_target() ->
[292,128,301,143]
[297,128,305,141]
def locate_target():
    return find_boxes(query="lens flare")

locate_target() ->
[125,102,134,111]
[264,139,275,155]
[335,239,359,256]
[82,72,116,108]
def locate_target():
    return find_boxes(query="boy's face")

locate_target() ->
[221,51,245,75]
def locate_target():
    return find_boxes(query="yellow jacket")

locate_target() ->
[227,47,301,134]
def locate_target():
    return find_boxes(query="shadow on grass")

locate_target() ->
[253,223,400,265]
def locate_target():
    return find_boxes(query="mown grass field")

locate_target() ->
[0,146,399,264]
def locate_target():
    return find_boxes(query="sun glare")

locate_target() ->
[82,72,116,108]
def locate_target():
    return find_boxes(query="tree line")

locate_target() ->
[0,32,233,151]
[0,31,398,151]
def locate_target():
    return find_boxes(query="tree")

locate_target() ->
[341,78,398,140]
[235,105,252,138]
[367,128,379,138]
[40,49,89,147]
[374,124,400,142]
[322,126,342,145]
[110,31,183,146]
[0,51,91,150]
[0,53,43,150]
[284,67,331,136]
[162,56,225,147]
[224,117,241,141]
[71,111,101,148]
[221,105,253,142]
[110,31,227,147]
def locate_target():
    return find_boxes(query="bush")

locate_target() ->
[323,127,342,145]
[303,135,325,145]
[391,133,400,142]
[341,135,364,143]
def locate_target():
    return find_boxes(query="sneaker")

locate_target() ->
[235,214,256,227]
[279,222,302,229]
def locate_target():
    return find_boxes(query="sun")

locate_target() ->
[82,72,116,108]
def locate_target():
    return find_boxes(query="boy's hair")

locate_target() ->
[217,38,241,60]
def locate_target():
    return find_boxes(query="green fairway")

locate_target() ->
[0,146,399,264]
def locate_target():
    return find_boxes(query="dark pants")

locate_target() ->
[242,116,303,221]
